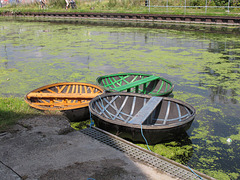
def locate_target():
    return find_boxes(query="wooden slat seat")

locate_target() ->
[27,92,100,99]
[128,97,163,125]
[114,76,159,92]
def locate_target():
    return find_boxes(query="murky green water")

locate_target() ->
[0,17,240,179]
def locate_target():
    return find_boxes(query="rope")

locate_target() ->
[188,165,203,180]
[89,109,94,128]
[89,95,104,128]
[141,124,151,151]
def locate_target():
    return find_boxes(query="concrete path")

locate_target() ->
[0,115,176,180]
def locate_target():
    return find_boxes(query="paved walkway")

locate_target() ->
[0,115,176,180]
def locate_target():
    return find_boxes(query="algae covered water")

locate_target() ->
[0,17,240,179]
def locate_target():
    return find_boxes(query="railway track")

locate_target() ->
[1,11,240,25]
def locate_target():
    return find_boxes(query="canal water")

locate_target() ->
[0,17,239,179]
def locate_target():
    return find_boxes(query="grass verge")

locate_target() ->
[0,0,239,17]
[0,97,43,132]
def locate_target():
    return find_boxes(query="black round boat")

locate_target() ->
[89,92,196,145]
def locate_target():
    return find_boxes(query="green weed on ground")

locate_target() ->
[0,97,42,132]
[0,0,239,17]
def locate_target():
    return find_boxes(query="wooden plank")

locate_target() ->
[46,88,56,93]
[32,102,84,106]
[76,85,78,93]
[66,85,71,93]
[128,97,163,125]
[79,85,82,93]
[84,85,87,93]
[58,85,66,93]
[27,92,101,99]
[114,76,159,92]
[71,85,75,93]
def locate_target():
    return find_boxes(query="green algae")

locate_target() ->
[0,18,240,180]
[1,21,239,99]
[70,120,91,130]
[228,126,240,141]
[188,102,240,179]
[137,140,193,164]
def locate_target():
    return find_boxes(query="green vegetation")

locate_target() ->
[0,0,239,17]
[71,120,92,130]
[0,97,42,132]
[149,0,240,6]
[137,137,193,164]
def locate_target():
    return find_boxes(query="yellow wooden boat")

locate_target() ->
[24,82,104,121]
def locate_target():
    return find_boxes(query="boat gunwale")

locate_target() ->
[89,92,196,130]
[96,73,174,96]
[26,82,104,93]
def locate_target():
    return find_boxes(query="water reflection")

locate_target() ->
[198,40,240,103]
[209,87,238,104]
[9,17,240,35]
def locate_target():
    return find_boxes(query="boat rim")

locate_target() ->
[25,82,104,93]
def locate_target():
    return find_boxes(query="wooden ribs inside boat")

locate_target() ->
[24,82,104,111]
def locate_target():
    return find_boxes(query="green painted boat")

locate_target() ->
[96,73,174,96]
